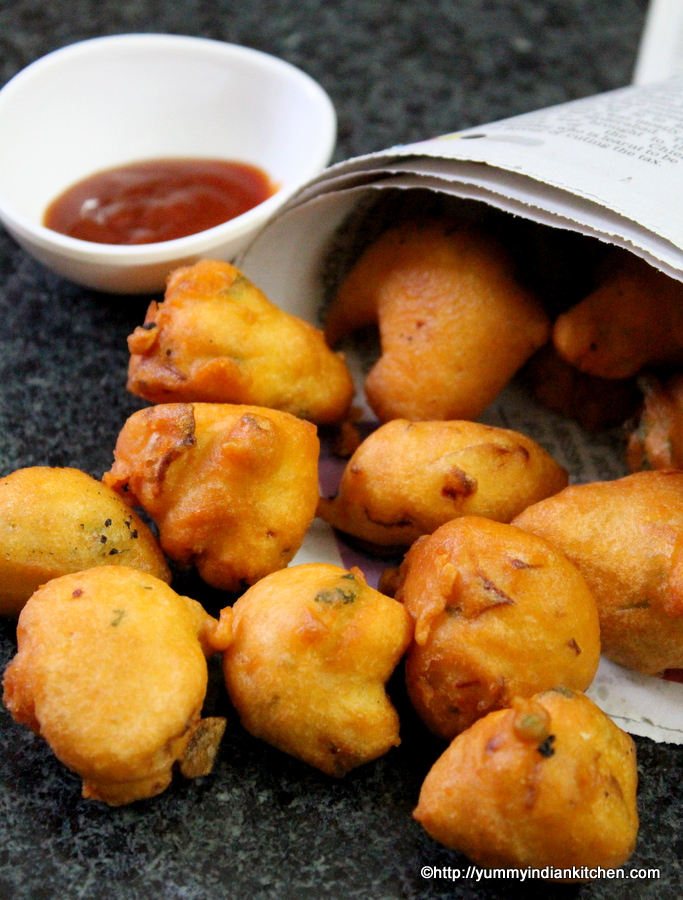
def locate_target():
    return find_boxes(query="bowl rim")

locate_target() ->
[0,33,337,265]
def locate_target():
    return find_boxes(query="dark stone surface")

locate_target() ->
[0,0,648,162]
[2,1,680,898]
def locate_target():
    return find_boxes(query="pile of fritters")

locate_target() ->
[8,212,678,878]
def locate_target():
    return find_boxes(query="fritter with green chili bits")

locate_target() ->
[223,563,412,776]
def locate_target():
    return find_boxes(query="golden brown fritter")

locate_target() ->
[325,220,550,422]
[626,373,683,471]
[513,470,683,676]
[395,517,600,740]
[553,250,683,379]
[3,566,233,805]
[317,420,567,549]
[521,344,641,432]
[222,563,413,776]
[103,402,319,591]
[0,466,170,616]
[414,689,638,873]
[127,260,354,425]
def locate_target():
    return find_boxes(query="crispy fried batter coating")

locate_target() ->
[324,220,550,422]
[2,566,233,805]
[0,466,170,616]
[414,689,638,873]
[317,420,567,549]
[103,403,319,591]
[513,470,683,676]
[127,260,354,425]
[223,563,413,776]
[626,373,683,471]
[522,344,641,432]
[553,250,683,379]
[396,517,600,740]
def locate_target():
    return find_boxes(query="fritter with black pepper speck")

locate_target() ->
[0,466,170,616]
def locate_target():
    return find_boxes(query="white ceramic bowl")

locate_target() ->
[0,34,336,293]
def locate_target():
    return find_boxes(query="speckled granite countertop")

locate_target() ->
[2,2,679,898]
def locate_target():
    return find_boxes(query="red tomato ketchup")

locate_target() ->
[44,158,276,245]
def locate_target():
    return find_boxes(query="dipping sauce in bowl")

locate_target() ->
[44,158,276,245]
[0,34,335,292]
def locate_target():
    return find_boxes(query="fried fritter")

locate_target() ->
[522,344,641,432]
[222,563,413,776]
[626,373,683,471]
[513,470,683,675]
[324,220,550,422]
[414,689,638,873]
[553,250,683,379]
[3,566,233,805]
[127,259,354,425]
[0,466,170,616]
[396,517,600,740]
[317,420,567,549]
[103,403,319,591]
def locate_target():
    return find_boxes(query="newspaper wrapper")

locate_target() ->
[241,76,683,744]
